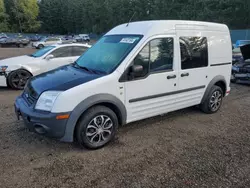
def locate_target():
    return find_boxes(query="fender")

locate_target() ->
[6,65,33,76]
[201,75,227,104]
[60,94,127,142]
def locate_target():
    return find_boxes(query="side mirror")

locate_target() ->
[46,54,54,60]
[131,64,143,74]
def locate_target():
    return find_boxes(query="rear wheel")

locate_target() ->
[7,69,32,90]
[76,106,118,149]
[200,85,223,114]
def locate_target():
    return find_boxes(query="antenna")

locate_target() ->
[126,12,136,27]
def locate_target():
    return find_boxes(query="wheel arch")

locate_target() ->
[7,68,33,85]
[60,94,127,142]
[201,75,227,104]
[8,67,33,77]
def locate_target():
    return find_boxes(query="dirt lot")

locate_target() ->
[0,48,36,60]
[0,48,250,188]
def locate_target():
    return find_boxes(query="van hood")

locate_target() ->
[240,44,250,60]
[28,65,104,98]
[0,55,34,66]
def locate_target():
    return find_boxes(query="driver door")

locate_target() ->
[123,36,179,123]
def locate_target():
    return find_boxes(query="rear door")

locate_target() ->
[176,35,209,109]
[44,46,74,71]
[123,36,179,123]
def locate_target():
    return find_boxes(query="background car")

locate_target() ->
[32,37,62,49]
[231,44,250,83]
[0,35,30,48]
[235,40,250,48]
[232,47,243,64]
[0,43,91,89]
[0,33,7,39]
[62,35,76,43]
[29,35,43,42]
[78,34,90,42]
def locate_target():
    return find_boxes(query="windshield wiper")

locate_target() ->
[73,62,107,75]
[73,62,94,73]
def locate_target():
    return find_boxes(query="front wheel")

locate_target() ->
[7,69,32,90]
[76,106,118,149]
[38,44,44,49]
[200,85,223,114]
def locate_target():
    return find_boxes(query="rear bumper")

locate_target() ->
[226,86,231,97]
[15,96,71,140]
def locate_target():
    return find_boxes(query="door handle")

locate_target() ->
[167,75,176,79]
[181,73,189,77]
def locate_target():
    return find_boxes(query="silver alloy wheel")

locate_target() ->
[86,115,113,144]
[210,90,222,111]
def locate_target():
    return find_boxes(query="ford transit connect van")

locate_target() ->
[15,21,232,149]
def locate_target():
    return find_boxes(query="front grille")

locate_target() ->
[23,92,36,106]
[238,67,250,73]
[22,84,38,106]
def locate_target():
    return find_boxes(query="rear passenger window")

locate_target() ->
[72,46,88,56]
[180,37,208,70]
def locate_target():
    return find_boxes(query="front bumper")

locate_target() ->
[15,96,71,140]
[0,73,7,87]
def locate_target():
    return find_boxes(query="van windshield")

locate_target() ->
[75,35,142,73]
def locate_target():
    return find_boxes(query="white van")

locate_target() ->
[15,21,232,149]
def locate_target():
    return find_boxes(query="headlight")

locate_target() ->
[0,66,8,72]
[35,91,62,112]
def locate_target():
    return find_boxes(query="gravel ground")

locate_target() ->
[0,48,35,60]
[0,49,250,188]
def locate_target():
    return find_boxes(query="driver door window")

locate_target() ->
[131,37,174,80]
[72,46,88,56]
[50,47,72,58]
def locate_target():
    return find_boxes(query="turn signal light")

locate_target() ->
[56,114,70,120]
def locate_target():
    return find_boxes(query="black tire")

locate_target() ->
[76,105,118,149]
[200,85,223,114]
[7,69,32,90]
[38,44,44,49]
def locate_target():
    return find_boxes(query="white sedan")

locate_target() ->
[0,43,91,89]
[32,37,62,49]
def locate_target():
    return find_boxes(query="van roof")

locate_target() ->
[107,20,229,36]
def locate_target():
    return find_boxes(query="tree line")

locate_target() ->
[0,0,250,34]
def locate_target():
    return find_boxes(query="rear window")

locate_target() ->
[180,37,208,70]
